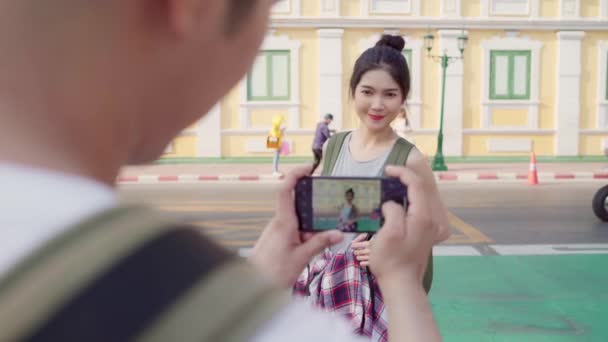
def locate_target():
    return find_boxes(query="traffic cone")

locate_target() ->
[528,152,539,185]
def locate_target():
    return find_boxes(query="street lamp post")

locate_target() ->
[424,30,468,171]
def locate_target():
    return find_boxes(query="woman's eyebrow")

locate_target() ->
[360,84,399,92]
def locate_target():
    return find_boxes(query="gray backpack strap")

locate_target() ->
[0,206,287,342]
[383,137,415,169]
[0,206,176,342]
[138,261,289,342]
[321,131,351,176]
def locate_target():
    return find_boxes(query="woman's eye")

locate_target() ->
[362,90,372,95]
[386,93,397,98]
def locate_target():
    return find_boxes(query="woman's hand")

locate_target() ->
[351,233,371,267]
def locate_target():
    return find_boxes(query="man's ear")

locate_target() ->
[166,0,219,36]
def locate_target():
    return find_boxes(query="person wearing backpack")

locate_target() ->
[0,1,441,341]
[311,113,334,174]
[294,34,451,341]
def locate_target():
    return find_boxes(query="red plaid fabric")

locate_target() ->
[294,249,389,341]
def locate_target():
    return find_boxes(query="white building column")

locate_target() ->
[598,41,608,129]
[555,31,585,156]
[438,30,465,157]
[318,29,344,129]
[197,104,222,157]
[602,0,608,18]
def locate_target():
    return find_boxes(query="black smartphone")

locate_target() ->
[295,176,407,233]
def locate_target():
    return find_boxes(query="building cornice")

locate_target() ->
[271,17,608,31]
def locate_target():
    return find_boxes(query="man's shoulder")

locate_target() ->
[0,207,285,341]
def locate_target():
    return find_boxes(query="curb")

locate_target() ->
[117,172,608,184]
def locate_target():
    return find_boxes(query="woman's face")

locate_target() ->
[353,68,404,133]
[345,192,354,202]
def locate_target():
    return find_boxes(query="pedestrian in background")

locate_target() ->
[267,114,286,176]
[311,113,334,174]
[391,107,411,140]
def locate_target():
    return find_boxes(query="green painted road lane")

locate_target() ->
[431,254,608,341]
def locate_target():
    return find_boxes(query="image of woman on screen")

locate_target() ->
[336,188,360,232]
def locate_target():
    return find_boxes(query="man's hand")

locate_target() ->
[369,165,442,341]
[351,233,371,267]
[369,166,437,285]
[249,166,344,288]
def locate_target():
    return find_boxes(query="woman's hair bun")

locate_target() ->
[375,34,405,51]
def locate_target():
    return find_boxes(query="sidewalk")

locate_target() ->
[118,160,608,184]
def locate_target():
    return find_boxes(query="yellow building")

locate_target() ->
[165,0,608,159]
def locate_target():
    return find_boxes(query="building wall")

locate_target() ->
[165,0,608,158]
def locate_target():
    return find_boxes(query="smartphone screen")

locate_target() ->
[296,176,407,233]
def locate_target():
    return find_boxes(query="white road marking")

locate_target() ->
[238,245,482,258]
[433,245,482,256]
[238,244,608,258]
[491,244,608,255]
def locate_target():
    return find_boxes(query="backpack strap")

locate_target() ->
[0,206,287,342]
[321,131,350,176]
[138,261,288,342]
[383,137,415,170]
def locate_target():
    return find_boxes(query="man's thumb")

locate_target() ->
[297,231,343,261]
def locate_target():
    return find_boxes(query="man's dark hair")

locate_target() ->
[225,0,257,35]
[324,113,334,120]
[345,188,355,197]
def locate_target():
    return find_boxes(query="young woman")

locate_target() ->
[337,188,360,232]
[295,34,450,341]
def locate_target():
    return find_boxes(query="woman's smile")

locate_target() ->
[368,113,385,122]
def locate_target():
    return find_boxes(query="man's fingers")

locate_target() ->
[351,241,370,250]
[300,232,315,242]
[351,233,368,244]
[295,230,343,261]
[277,165,314,216]
[356,255,370,262]
[385,166,429,219]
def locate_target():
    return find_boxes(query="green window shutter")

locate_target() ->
[490,50,531,100]
[247,50,291,101]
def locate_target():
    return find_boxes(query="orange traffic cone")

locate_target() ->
[528,152,539,185]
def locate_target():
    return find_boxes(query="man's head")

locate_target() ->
[324,113,334,125]
[0,0,274,177]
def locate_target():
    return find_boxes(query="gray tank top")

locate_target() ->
[329,133,392,252]
[331,134,391,177]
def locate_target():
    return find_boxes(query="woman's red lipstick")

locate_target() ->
[368,114,384,121]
